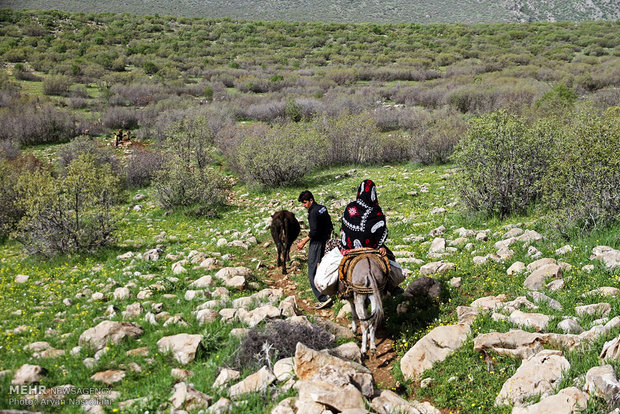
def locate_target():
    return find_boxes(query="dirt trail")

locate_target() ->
[264,246,399,390]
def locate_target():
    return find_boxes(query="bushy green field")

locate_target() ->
[0,159,618,413]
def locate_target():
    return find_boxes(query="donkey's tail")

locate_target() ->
[367,258,384,328]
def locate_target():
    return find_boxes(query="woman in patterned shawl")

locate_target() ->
[341,179,388,253]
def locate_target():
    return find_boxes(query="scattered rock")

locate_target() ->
[495,350,570,407]
[229,366,276,399]
[555,245,573,255]
[213,368,240,389]
[584,364,620,405]
[196,309,219,325]
[590,246,620,270]
[585,287,619,297]
[558,319,583,334]
[91,370,125,385]
[15,274,29,283]
[575,303,611,318]
[207,397,233,414]
[600,336,620,362]
[156,333,204,365]
[524,263,562,291]
[511,387,588,414]
[419,261,455,276]
[12,364,47,385]
[274,357,295,382]
[169,382,212,411]
[507,261,526,275]
[79,321,143,352]
[401,323,470,380]
[509,310,550,332]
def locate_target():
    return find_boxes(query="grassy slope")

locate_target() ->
[0,157,618,413]
[2,0,620,23]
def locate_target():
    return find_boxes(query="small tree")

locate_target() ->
[153,117,230,209]
[453,110,557,217]
[542,107,620,234]
[16,154,122,256]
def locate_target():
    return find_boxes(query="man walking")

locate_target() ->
[297,190,334,309]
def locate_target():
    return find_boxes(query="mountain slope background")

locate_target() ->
[3,0,620,23]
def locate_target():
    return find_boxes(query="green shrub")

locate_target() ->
[153,118,230,209]
[42,74,72,96]
[285,99,303,122]
[453,110,557,217]
[142,61,159,75]
[542,107,620,234]
[235,122,327,187]
[534,84,577,116]
[15,154,122,256]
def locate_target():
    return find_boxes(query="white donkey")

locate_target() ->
[345,255,387,356]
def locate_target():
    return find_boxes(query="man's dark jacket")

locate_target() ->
[308,202,333,242]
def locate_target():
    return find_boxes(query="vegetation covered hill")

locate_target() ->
[2,0,620,23]
[0,8,618,414]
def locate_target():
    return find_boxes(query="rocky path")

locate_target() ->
[264,245,399,390]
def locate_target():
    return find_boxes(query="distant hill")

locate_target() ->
[3,0,620,23]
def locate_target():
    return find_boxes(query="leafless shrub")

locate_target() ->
[110,82,165,106]
[125,147,164,188]
[315,112,382,165]
[394,84,449,108]
[0,102,79,145]
[102,107,140,129]
[68,97,89,109]
[244,100,286,122]
[0,139,19,161]
[590,87,620,109]
[410,109,467,165]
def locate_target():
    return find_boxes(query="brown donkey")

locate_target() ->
[270,210,301,275]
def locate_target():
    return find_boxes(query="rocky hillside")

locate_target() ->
[4,0,620,23]
[0,162,618,413]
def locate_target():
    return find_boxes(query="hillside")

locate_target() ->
[2,0,620,23]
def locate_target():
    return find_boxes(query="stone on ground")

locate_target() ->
[401,323,470,380]
[156,333,203,365]
[495,350,570,407]
[79,321,144,352]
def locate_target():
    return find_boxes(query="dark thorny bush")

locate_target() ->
[57,135,120,175]
[102,106,140,130]
[453,110,557,218]
[233,320,335,371]
[125,147,164,188]
[542,107,620,235]
[15,154,123,256]
[234,122,327,187]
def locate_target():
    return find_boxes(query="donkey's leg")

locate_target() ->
[368,294,379,355]
[354,293,369,354]
[347,298,359,335]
